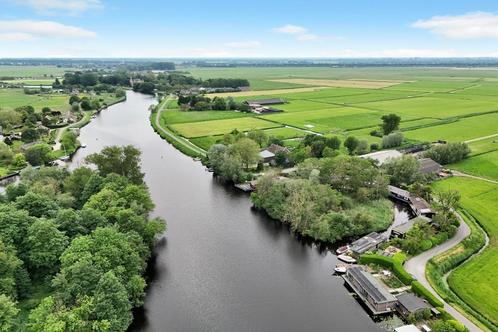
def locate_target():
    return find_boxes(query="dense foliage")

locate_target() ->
[251,156,393,243]
[0,146,165,331]
[424,142,471,165]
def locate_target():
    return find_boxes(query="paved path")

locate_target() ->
[153,96,206,156]
[405,213,483,332]
[465,133,498,143]
[452,170,498,185]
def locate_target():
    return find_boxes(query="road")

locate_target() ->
[405,212,483,332]
[153,96,206,156]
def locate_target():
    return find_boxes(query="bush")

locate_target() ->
[382,132,404,148]
[424,142,471,165]
[412,281,444,307]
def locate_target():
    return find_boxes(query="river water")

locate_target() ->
[64,91,389,331]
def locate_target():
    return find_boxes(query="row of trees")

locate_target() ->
[0,145,165,331]
[177,95,250,112]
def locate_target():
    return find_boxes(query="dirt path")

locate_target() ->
[465,133,498,144]
[451,170,498,185]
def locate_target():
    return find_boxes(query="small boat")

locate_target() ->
[334,264,348,274]
[336,245,349,255]
[81,143,87,148]
[337,254,357,264]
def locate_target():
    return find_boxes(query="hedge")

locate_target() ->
[412,281,444,307]
[359,254,414,285]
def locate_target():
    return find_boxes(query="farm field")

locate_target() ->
[466,136,498,155]
[432,177,498,327]
[207,86,328,98]
[0,65,68,78]
[452,151,498,181]
[170,117,279,138]
[268,78,403,89]
[0,88,71,112]
[402,112,498,143]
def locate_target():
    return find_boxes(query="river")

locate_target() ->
[64,91,388,331]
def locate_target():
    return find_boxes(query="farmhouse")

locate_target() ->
[395,292,432,319]
[259,149,276,164]
[343,266,397,315]
[418,158,443,175]
[350,232,385,256]
[391,216,431,238]
[388,185,434,217]
[360,150,403,166]
[245,98,286,114]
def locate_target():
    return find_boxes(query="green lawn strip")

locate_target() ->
[432,177,498,327]
[467,137,498,156]
[262,126,307,139]
[451,151,498,182]
[425,208,495,332]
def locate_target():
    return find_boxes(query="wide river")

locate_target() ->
[68,91,385,332]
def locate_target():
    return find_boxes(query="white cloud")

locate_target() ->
[0,20,97,40]
[273,24,341,42]
[226,41,261,49]
[413,11,498,39]
[10,0,102,14]
[274,24,308,35]
[0,32,34,41]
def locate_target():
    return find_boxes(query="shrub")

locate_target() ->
[411,281,444,307]
[424,142,471,165]
[382,132,404,148]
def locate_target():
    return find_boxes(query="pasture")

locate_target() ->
[0,89,70,112]
[452,151,498,181]
[432,178,498,326]
[0,65,68,78]
[170,117,279,138]
[268,78,403,89]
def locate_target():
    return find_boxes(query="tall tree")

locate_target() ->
[86,145,144,184]
[381,114,401,135]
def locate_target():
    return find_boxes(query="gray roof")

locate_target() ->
[360,150,403,165]
[246,98,286,105]
[392,216,430,235]
[395,325,422,332]
[419,158,443,174]
[388,185,410,198]
[350,232,385,254]
[347,266,397,303]
[259,150,275,159]
[396,292,432,313]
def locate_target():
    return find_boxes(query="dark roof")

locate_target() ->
[392,216,431,235]
[396,293,432,312]
[350,232,385,254]
[419,158,443,174]
[347,266,397,303]
[388,185,410,198]
[246,98,286,105]
[409,196,432,213]
[267,144,289,154]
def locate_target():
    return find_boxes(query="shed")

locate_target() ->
[388,185,411,202]
[419,158,443,175]
[350,232,385,256]
[246,98,286,106]
[267,144,290,155]
[343,266,398,315]
[409,196,433,217]
[391,216,431,238]
[259,150,275,164]
[396,292,432,319]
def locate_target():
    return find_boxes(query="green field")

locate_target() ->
[0,65,68,78]
[170,117,279,138]
[432,178,498,326]
[467,136,498,155]
[452,151,498,181]
[0,89,71,113]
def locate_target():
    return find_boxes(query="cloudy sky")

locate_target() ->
[2,0,498,58]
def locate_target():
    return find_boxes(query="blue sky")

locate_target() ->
[2,0,498,58]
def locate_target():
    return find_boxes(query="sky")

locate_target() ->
[2,0,498,58]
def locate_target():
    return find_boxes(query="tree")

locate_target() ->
[21,128,40,143]
[230,138,260,169]
[93,272,133,332]
[381,114,401,135]
[0,204,34,248]
[211,97,227,110]
[15,191,59,218]
[382,155,421,186]
[326,136,341,150]
[0,109,22,129]
[115,88,126,98]
[24,143,52,166]
[86,145,144,184]
[382,132,404,148]
[424,142,470,165]
[71,102,80,112]
[25,219,68,276]
[60,131,78,152]
[356,139,370,155]
[63,167,93,208]
[344,136,359,155]
[0,295,19,332]
[69,95,80,105]
[0,239,22,298]
[0,142,13,165]
[80,98,92,111]
[247,130,268,147]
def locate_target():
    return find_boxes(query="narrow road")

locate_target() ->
[405,213,483,332]
[153,96,206,156]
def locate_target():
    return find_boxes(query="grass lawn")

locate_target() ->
[385,80,476,92]
[358,96,498,119]
[403,112,498,143]
[0,89,71,113]
[170,117,280,138]
[161,108,251,124]
[451,151,498,181]
[262,127,307,139]
[467,136,498,155]
[0,65,68,78]
[432,177,498,326]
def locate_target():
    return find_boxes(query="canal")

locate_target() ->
[67,91,384,331]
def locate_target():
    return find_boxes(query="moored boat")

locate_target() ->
[337,254,357,264]
[334,264,348,274]
[336,245,349,255]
